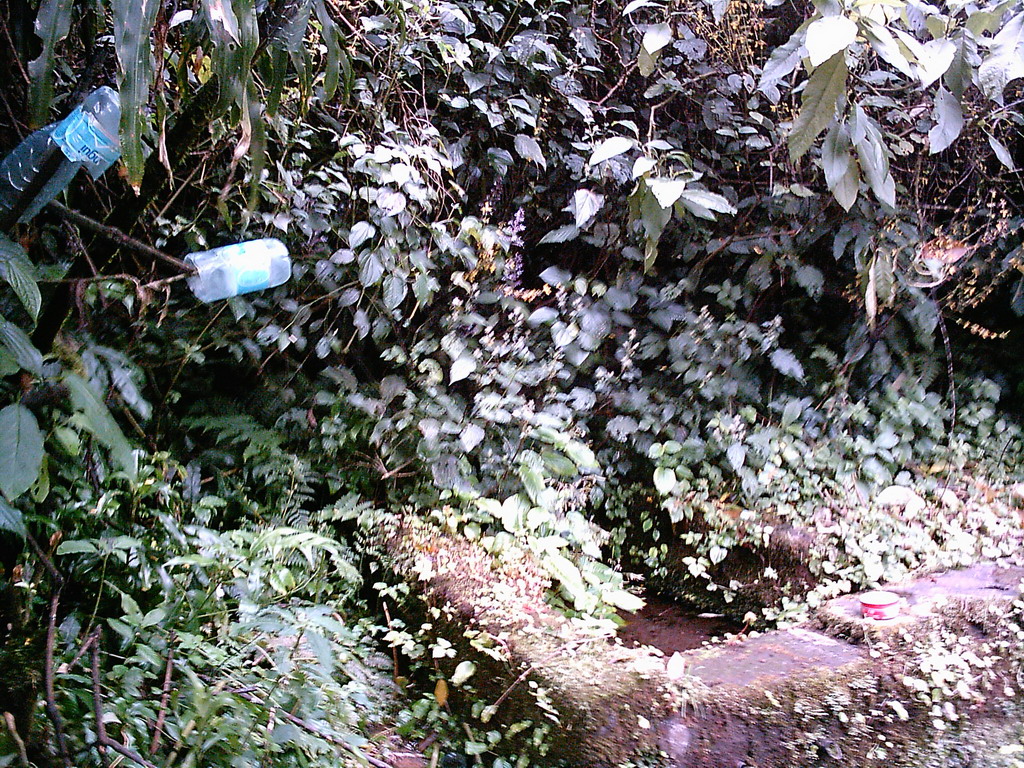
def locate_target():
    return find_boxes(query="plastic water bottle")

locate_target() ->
[185,238,292,302]
[0,86,121,226]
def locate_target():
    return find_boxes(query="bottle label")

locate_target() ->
[232,244,272,294]
[53,107,121,179]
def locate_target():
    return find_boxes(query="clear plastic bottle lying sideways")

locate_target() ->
[185,238,292,302]
[0,86,121,226]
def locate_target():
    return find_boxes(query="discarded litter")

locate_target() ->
[185,238,292,302]
[0,86,121,226]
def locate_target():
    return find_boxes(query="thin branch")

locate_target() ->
[44,592,74,768]
[148,645,175,756]
[47,201,196,274]
[2,712,30,768]
[99,736,161,768]
[90,630,110,768]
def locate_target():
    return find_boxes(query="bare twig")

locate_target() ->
[47,201,196,274]
[90,630,110,768]
[148,645,175,756]
[3,712,30,768]
[44,592,74,768]
[26,532,64,585]
[99,736,161,768]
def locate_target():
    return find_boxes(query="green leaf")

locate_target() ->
[850,105,895,208]
[759,28,807,96]
[988,133,1016,170]
[603,589,645,613]
[0,499,26,537]
[26,0,74,127]
[0,405,44,501]
[678,189,736,218]
[979,12,1024,101]
[313,0,342,100]
[383,274,408,310]
[514,134,546,168]
[862,20,914,78]
[0,235,41,321]
[822,120,859,210]
[653,466,676,495]
[726,443,746,471]
[572,189,604,227]
[648,178,688,208]
[929,87,963,154]
[450,356,476,383]
[588,136,634,166]
[805,16,858,67]
[518,463,545,503]
[64,373,137,479]
[916,38,956,88]
[542,551,587,603]
[641,23,673,55]
[789,51,848,161]
[112,0,161,187]
[0,315,43,375]
[55,540,99,555]
[943,29,977,99]
[770,349,805,380]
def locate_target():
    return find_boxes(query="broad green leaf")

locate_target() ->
[519,463,545,503]
[26,0,74,128]
[0,405,44,501]
[850,105,895,208]
[653,466,676,495]
[542,551,587,604]
[588,136,634,166]
[862,20,915,78]
[823,120,859,210]
[113,0,161,187]
[572,189,604,227]
[929,87,963,154]
[726,443,746,471]
[602,589,645,613]
[648,178,688,208]
[313,0,342,100]
[988,134,1016,170]
[563,440,597,470]
[0,316,43,375]
[806,16,858,67]
[770,349,805,380]
[55,540,97,555]
[539,224,579,244]
[203,0,259,111]
[358,252,384,286]
[641,23,673,55]
[64,373,137,479]
[678,189,736,216]
[916,38,956,88]
[0,498,26,537]
[944,29,977,99]
[450,356,476,383]
[759,28,807,96]
[979,12,1024,101]
[383,274,408,310]
[349,221,376,248]
[451,660,476,686]
[0,234,41,321]
[514,134,546,168]
[789,52,848,161]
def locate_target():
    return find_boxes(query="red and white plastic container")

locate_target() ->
[860,590,901,620]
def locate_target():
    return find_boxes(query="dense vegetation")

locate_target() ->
[1,0,1024,765]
